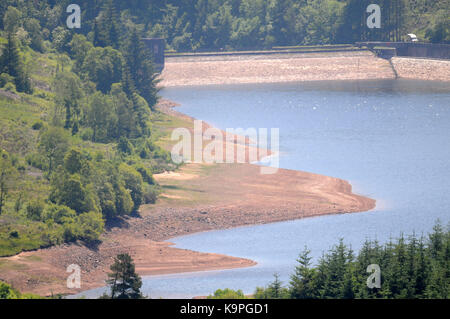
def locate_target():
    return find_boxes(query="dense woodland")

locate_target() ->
[0,0,448,299]
[0,1,173,258]
[0,0,447,55]
[208,223,450,299]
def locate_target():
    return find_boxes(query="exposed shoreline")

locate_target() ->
[3,51,427,297]
[0,100,375,298]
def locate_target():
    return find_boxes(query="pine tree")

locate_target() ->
[1,32,20,77]
[0,32,32,93]
[290,247,317,299]
[122,28,160,110]
[93,19,102,47]
[414,236,430,297]
[106,253,143,299]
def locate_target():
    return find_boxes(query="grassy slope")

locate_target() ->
[0,42,174,257]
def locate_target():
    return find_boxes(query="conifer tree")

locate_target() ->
[122,28,160,110]
[0,32,32,93]
[290,247,317,299]
[106,253,143,299]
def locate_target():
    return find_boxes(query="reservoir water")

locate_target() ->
[76,79,450,298]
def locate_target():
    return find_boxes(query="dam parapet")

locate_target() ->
[356,42,450,60]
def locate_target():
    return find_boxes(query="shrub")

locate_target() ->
[77,211,104,242]
[42,204,77,224]
[134,164,155,185]
[3,82,16,92]
[9,231,19,238]
[25,153,48,170]
[119,164,144,211]
[0,281,20,299]
[80,128,93,141]
[117,137,133,154]
[207,289,248,299]
[0,73,14,88]
[26,200,45,221]
[31,121,43,130]
[143,184,159,204]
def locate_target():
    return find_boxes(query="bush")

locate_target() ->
[143,184,159,204]
[26,200,45,221]
[9,231,19,238]
[119,164,144,211]
[42,204,77,224]
[25,153,48,171]
[31,121,43,130]
[0,281,20,299]
[80,128,93,141]
[3,82,16,92]
[0,73,14,88]
[77,211,104,242]
[117,137,133,154]
[207,289,248,299]
[134,164,155,185]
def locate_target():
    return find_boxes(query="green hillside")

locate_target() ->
[0,17,176,256]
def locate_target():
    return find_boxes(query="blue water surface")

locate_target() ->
[75,79,450,298]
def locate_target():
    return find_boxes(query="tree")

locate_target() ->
[255,273,290,299]
[0,281,20,299]
[0,150,16,215]
[53,72,83,134]
[38,127,70,174]
[118,164,144,212]
[81,47,123,93]
[105,253,143,299]
[0,32,32,93]
[208,288,247,299]
[85,92,117,142]
[64,149,84,175]
[3,6,21,33]
[49,172,98,214]
[52,26,71,52]
[122,28,160,110]
[24,18,45,52]
[76,211,105,242]
[69,34,94,73]
[290,247,317,299]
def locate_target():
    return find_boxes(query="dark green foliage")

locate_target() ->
[117,136,133,155]
[254,223,450,299]
[255,274,290,299]
[207,288,247,299]
[93,0,121,49]
[0,32,32,93]
[104,253,143,299]
[426,18,450,43]
[38,127,70,174]
[80,46,122,94]
[52,72,83,134]
[122,29,160,109]
[31,121,44,130]
[118,163,144,212]
[0,150,16,215]
[25,200,45,221]
[0,281,20,299]
[49,171,99,214]
[290,247,318,299]
[24,18,45,52]
[142,184,159,204]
